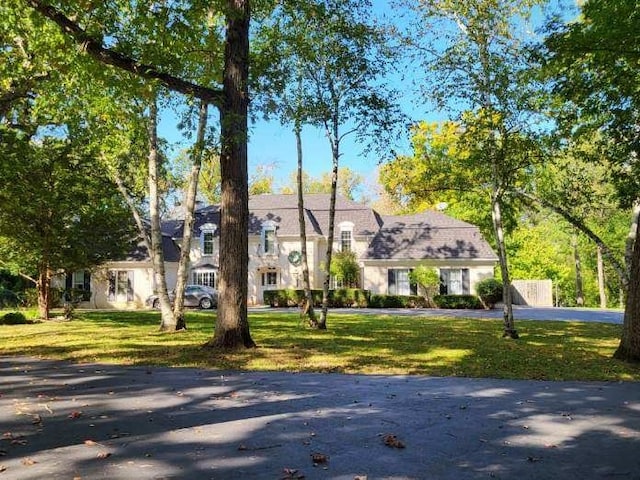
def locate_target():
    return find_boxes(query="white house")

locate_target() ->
[70,193,497,309]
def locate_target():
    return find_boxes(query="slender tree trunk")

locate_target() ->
[614,216,640,362]
[572,232,584,307]
[597,245,607,309]
[207,0,255,349]
[491,191,518,339]
[317,123,339,330]
[295,122,316,324]
[148,100,177,331]
[113,171,151,250]
[173,101,208,330]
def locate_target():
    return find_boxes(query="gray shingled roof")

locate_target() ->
[248,194,381,236]
[155,194,496,262]
[125,235,181,262]
[364,211,497,260]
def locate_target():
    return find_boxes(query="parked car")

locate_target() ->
[146,285,218,310]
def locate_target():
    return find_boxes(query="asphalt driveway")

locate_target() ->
[0,356,638,479]
[256,305,624,324]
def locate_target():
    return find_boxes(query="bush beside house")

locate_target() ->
[475,278,503,309]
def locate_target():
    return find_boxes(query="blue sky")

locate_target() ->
[159,0,574,197]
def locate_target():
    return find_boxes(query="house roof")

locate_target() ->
[158,193,496,262]
[364,211,498,261]
[247,194,380,236]
[125,235,181,262]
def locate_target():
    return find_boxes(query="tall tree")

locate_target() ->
[25,0,255,348]
[406,0,547,338]
[257,0,399,329]
[0,127,135,319]
[542,0,640,361]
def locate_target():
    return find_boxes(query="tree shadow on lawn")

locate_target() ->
[0,356,638,479]
[1,311,637,381]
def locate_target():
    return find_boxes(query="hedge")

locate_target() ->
[369,294,427,308]
[433,294,483,309]
[263,289,370,308]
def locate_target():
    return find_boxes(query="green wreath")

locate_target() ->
[288,250,302,266]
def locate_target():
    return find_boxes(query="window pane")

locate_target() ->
[265,229,275,254]
[203,232,214,255]
[341,231,351,252]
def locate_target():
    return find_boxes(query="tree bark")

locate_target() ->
[206,0,255,349]
[614,216,640,362]
[36,265,50,320]
[173,101,208,330]
[316,119,340,330]
[148,100,177,332]
[572,232,584,307]
[295,122,316,324]
[597,245,607,309]
[491,191,518,339]
[625,201,640,279]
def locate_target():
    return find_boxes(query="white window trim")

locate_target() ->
[338,221,354,252]
[199,223,217,256]
[261,220,278,256]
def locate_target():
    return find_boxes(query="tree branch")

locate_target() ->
[515,189,629,292]
[25,0,224,107]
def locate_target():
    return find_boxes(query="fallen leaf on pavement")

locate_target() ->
[281,467,305,479]
[96,452,112,460]
[383,434,405,449]
[311,452,328,464]
[21,458,37,466]
[68,411,83,419]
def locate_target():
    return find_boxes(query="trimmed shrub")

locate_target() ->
[0,311,30,325]
[433,294,483,309]
[476,278,503,309]
[263,289,370,308]
[369,294,427,308]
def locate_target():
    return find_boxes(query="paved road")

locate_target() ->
[254,305,624,324]
[0,356,638,479]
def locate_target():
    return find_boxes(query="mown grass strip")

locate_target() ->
[0,309,637,381]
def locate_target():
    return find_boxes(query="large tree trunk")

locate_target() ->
[207,0,255,349]
[597,245,607,309]
[491,191,518,339]
[36,265,50,320]
[295,122,316,324]
[614,216,640,362]
[625,201,640,279]
[173,101,208,330]
[148,100,177,331]
[572,232,584,307]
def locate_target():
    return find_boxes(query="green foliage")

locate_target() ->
[475,278,503,309]
[0,312,29,325]
[330,250,360,288]
[263,289,370,308]
[409,265,440,306]
[0,288,19,309]
[368,294,427,308]
[433,295,483,309]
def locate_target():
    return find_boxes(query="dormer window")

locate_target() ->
[261,220,278,256]
[338,221,354,252]
[199,223,217,256]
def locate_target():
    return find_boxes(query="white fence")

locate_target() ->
[511,280,553,307]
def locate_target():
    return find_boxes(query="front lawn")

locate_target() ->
[0,309,637,381]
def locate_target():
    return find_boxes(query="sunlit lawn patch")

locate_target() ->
[0,309,637,381]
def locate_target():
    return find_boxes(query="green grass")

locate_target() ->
[0,309,638,381]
